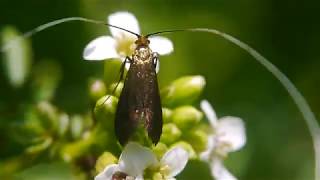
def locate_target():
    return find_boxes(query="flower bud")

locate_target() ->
[57,113,69,137]
[170,141,196,159]
[95,152,118,173]
[171,106,203,130]
[70,115,84,140]
[162,107,172,123]
[89,79,107,102]
[36,101,59,131]
[160,123,182,145]
[152,142,168,159]
[185,129,208,153]
[152,172,163,180]
[94,95,118,128]
[1,26,32,88]
[109,82,124,98]
[60,138,92,162]
[161,76,205,107]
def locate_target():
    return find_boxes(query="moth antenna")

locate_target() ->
[1,17,140,52]
[150,27,320,179]
[146,29,187,37]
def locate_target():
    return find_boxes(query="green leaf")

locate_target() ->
[1,26,32,88]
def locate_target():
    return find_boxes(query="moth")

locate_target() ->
[114,35,163,145]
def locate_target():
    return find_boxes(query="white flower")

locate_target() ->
[159,147,189,180]
[83,11,173,72]
[95,142,189,180]
[200,100,246,180]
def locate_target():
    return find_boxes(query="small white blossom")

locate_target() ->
[83,11,173,72]
[200,100,246,180]
[95,142,189,180]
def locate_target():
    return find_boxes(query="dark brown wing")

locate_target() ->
[114,61,162,145]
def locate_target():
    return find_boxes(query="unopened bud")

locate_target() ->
[185,129,208,153]
[152,142,168,159]
[162,108,172,123]
[94,95,118,128]
[161,76,205,107]
[171,106,203,130]
[95,152,118,173]
[160,123,182,145]
[89,79,107,101]
[109,82,124,98]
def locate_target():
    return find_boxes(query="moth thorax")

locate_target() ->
[133,47,152,63]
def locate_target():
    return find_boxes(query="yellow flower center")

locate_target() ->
[115,34,136,57]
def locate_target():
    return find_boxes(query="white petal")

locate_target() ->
[149,36,174,55]
[200,135,215,161]
[160,147,189,177]
[108,12,140,39]
[135,175,144,180]
[83,36,119,60]
[119,142,158,177]
[210,159,237,180]
[200,100,218,128]
[217,117,246,152]
[95,164,119,180]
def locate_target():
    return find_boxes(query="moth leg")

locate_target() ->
[152,52,159,69]
[100,57,132,106]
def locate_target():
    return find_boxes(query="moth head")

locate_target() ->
[135,36,150,48]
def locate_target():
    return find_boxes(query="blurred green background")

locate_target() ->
[1,0,319,179]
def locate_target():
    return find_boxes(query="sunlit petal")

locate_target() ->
[211,159,237,180]
[108,12,140,39]
[95,164,119,180]
[160,147,189,177]
[200,135,215,160]
[135,175,144,180]
[119,142,158,177]
[83,36,119,60]
[149,36,174,55]
[217,117,246,152]
[200,100,218,128]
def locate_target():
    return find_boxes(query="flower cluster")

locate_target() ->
[85,11,247,180]
[0,11,246,180]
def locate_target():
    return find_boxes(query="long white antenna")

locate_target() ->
[1,17,140,52]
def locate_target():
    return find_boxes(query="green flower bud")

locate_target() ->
[109,82,124,98]
[152,142,168,159]
[57,113,69,137]
[70,115,84,140]
[94,95,118,128]
[95,152,118,174]
[152,172,164,180]
[171,106,203,130]
[1,26,32,88]
[162,108,172,123]
[60,134,93,162]
[25,137,52,154]
[160,123,182,145]
[89,79,107,102]
[170,141,197,159]
[161,76,205,107]
[36,101,59,131]
[185,129,208,153]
